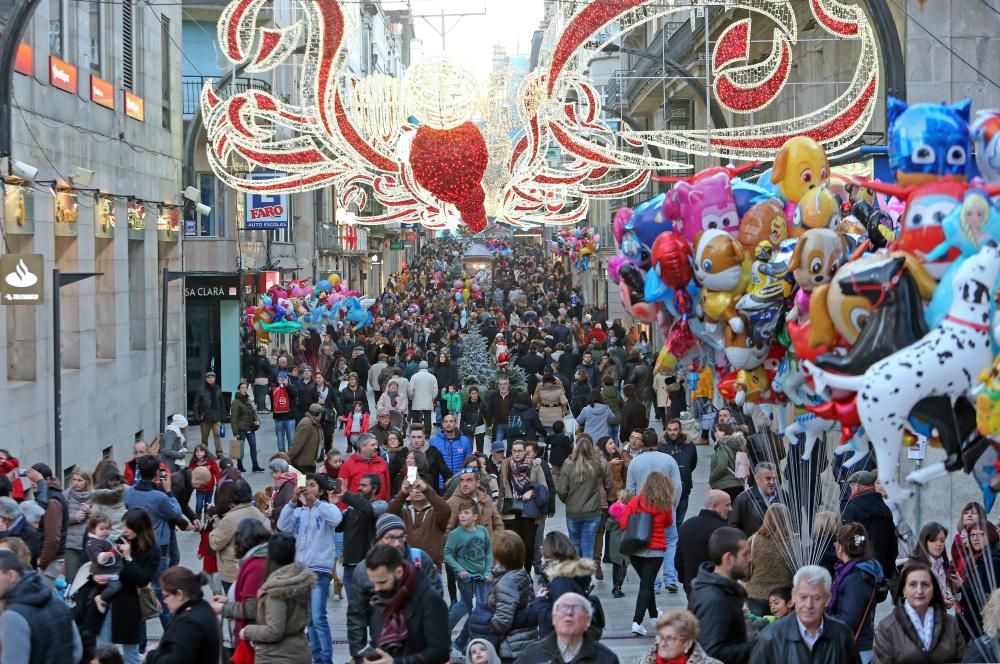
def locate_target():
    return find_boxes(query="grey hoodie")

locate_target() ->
[465,638,501,664]
[277,500,343,573]
[577,402,612,440]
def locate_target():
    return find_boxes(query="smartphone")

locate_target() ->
[13,469,27,478]
[333,478,343,494]
[406,466,418,484]
[296,473,307,489]
[358,646,379,661]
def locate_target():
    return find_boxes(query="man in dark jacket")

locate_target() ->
[689,527,753,664]
[351,345,371,390]
[487,378,516,445]
[348,516,444,662]
[193,371,225,456]
[290,365,316,424]
[841,470,898,582]
[0,550,83,661]
[337,474,379,600]
[750,565,861,664]
[729,462,789,537]
[30,463,67,583]
[658,420,698,523]
[515,591,619,664]
[618,384,648,449]
[517,344,546,396]
[676,490,731,592]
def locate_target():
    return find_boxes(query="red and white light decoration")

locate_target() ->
[202,0,880,230]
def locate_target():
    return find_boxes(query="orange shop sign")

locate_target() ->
[49,56,77,93]
[124,91,144,121]
[90,75,114,109]
[14,43,32,76]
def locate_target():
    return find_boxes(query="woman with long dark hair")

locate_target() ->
[908,521,956,608]
[616,471,674,636]
[85,507,161,664]
[828,522,885,662]
[958,521,1000,642]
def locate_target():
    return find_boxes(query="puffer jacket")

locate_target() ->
[689,562,753,664]
[471,566,536,659]
[599,385,623,423]
[230,393,258,435]
[241,562,316,664]
[529,558,600,641]
[91,485,127,541]
[533,383,569,427]
[709,434,747,492]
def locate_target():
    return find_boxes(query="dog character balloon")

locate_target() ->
[738,199,787,250]
[887,97,972,186]
[772,136,829,204]
[663,172,739,244]
[787,228,850,323]
[791,186,840,237]
[692,229,749,334]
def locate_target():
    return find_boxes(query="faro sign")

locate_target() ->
[245,172,289,230]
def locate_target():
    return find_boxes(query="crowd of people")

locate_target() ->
[0,236,998,664]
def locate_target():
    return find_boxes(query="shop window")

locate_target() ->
[196,173,227,237]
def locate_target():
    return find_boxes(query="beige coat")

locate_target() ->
[208,502,271,583]
[532,383,569,427]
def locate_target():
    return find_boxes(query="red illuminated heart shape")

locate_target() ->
[409,122,489,232]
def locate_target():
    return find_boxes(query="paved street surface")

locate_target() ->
[161,404,896,661]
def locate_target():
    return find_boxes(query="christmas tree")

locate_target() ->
[458,323,529,395]
[457,323,495,393]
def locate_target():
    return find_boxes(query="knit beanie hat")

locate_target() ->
[375,513,406,541]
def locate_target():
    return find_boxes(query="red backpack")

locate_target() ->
[272,386,291,414]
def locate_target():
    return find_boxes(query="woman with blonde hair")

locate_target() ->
[616,471,674,636]
[965,587,1000,662]
[637,609,722,664]
[64,468,93,581]
[743,503,796,616]
[556,434,611,561]
[813,510,840,576]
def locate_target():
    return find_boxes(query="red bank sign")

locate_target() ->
[14,43,33,76]
[91,75,114,109]
[49,56,77,93]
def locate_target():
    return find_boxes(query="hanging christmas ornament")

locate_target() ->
[408,122,489,231]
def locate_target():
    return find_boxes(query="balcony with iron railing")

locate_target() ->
[183,75,272,117]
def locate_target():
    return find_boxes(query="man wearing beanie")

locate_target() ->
[347,513,443,662]
[209,479,269,591]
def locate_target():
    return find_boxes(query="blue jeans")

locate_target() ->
[275,419,295,452]
[608,423,620,444]
[448,575,487,631]
[566,515,602,559]
[151,545,171,628]
[97,607,140,664]
[492,423,507,443]
[238,430,260,468]
[195,490,212,518]
[343,563,355,601]
[657,521,679,589]
[309,570,333,664]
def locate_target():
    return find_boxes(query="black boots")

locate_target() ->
[612,563,626,597]
[237,460,246,473]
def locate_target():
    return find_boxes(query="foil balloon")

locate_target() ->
[612,207,634,247]
[648,231,693,289]
[663,172,739,244]
[791,185,840,237]
[627,193,670,251]
[738,199,787,250]
[730,179,778,218]
[887,97,972,186]
[972,109,1000,184]
[618,263,657,323]
[771,136,829,204]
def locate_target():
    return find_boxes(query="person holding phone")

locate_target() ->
[387,476,452,570]
[277,474,343,664]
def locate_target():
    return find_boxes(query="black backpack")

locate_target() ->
[506,413,526,440]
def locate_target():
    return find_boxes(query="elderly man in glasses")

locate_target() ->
[513,592,619,664]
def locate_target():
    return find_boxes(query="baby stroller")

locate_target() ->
[388,409,406,432]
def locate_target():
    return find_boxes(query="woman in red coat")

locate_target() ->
[617,471,674,636]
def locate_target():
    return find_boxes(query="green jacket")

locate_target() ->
[709,434,747,492]
[556,457,610,517]
[440,389,463,414]
[230,393,258,435]
[600,386,623,423]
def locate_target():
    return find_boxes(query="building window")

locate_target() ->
[122,0,134,90]
[49,0,63,58]
[197,173,227,237]
[88,1,101,73]
[160,15,171,129]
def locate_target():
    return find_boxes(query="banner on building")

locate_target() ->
[244,173,289,230]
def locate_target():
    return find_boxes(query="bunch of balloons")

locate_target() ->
[486,238,513,257]
[610,98,1000,509]
[550,227,601,270]
[451,276,484,304]
[245,273,376,337]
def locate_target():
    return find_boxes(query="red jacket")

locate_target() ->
[338,452,390,501]
[123,457,170,487]
[339,412,371,435]
[617,495,673,551]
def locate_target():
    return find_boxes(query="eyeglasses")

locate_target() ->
[459,467,478,475]
[554,604,589,616]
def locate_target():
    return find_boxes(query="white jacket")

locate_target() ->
[369,361,388,391]
[408,369,439,411]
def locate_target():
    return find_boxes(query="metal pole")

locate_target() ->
[440,10,446,50]
[159,266,170,431]
[704,8,712,160]
[52,269,61,477]
[914,459,923,528]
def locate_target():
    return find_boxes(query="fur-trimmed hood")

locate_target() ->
[258,562,315,600]
[91,485,126,505]
[544,557,597,581]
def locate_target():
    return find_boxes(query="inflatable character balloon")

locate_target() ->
[887,97,972,185]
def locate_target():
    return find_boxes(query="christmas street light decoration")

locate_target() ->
[202,0,881,230]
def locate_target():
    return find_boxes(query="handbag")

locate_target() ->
[231,639,255,664]
[138,584,161,621]
[501,497,524,515]
[619,510,654,555]
[229,438,243,460]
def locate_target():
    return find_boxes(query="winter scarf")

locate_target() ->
[166,422,186,447]
[850,483,877,501]
[828,557,862,611]
[511,463,531,496]
[372,560,418,654]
